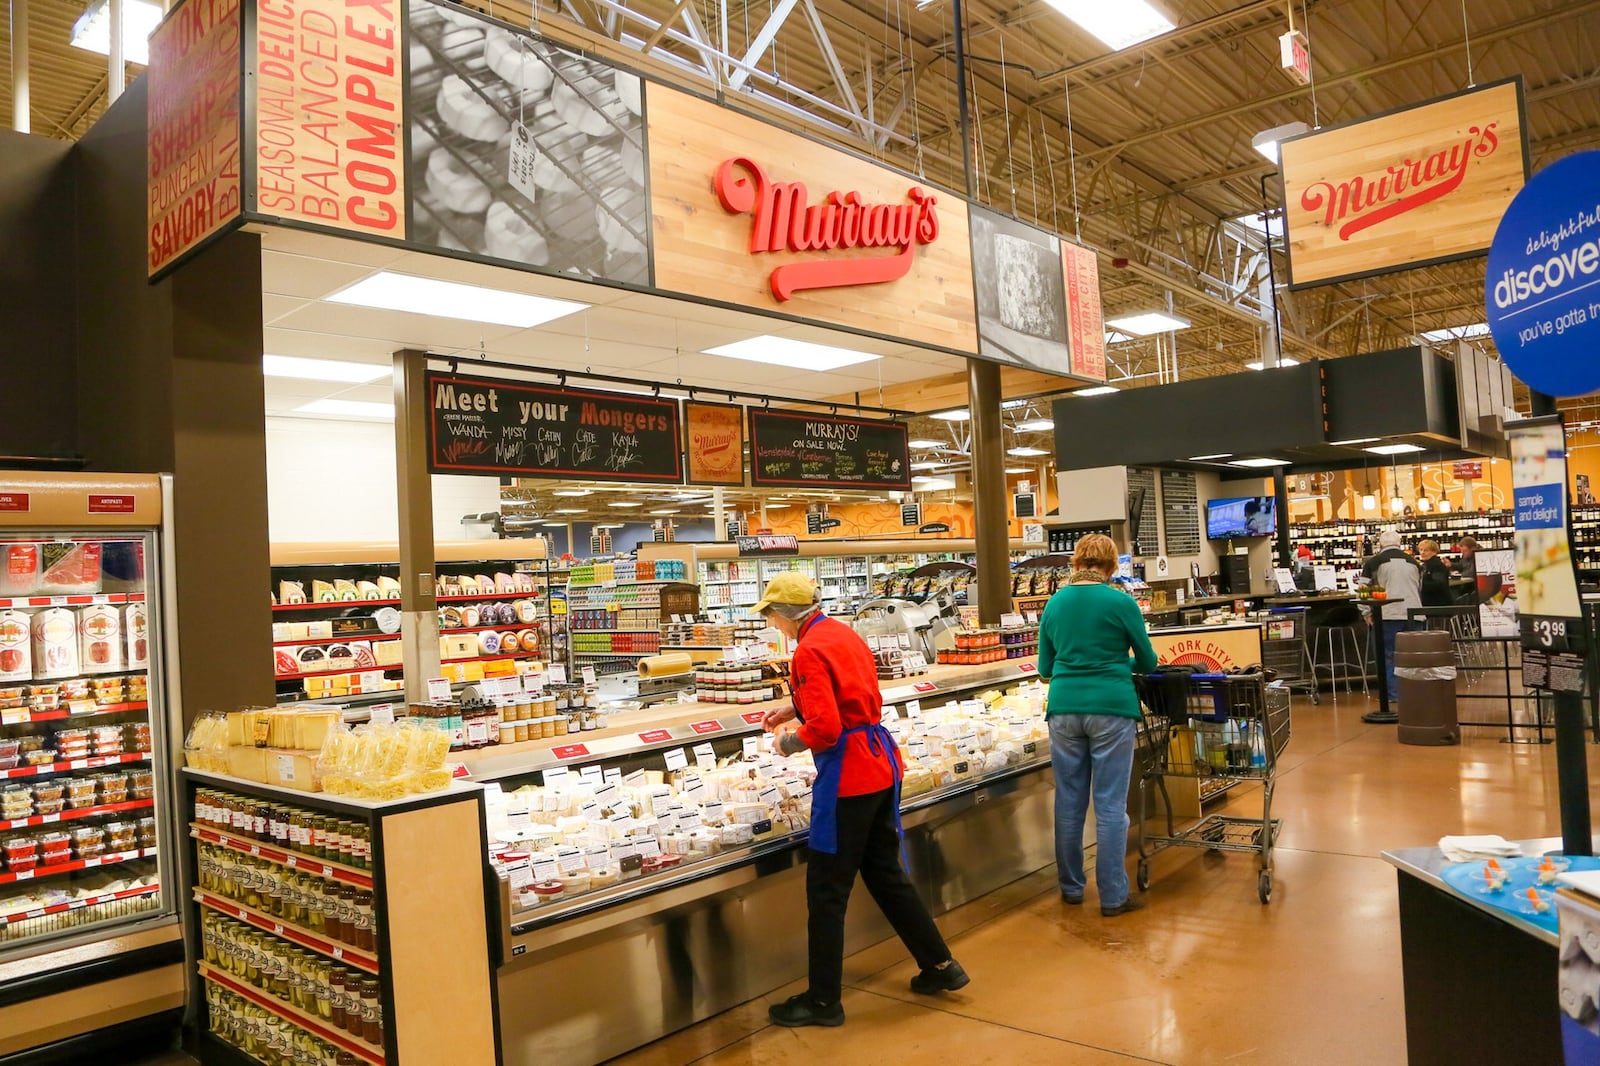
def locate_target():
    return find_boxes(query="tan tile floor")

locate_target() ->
[610,693,1600,1066]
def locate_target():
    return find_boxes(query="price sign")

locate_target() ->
[426,677,452,702]
[639,729,673,744]
[905,700,921,719]
[549,664,568,684]
[603,767,622,785]
[1,709,29,726]
[532,857,560,881]
[690,719,724,735]
[913,681,938,693]
[551,743,590,760]
[636,837,662,859]
[543,765,570,787]
[578,766,604,786]
[663,747,689,772]
[1017,663,1038,674]
[742,736,761,759]
[740,711,767,725]
[693,743,717,769]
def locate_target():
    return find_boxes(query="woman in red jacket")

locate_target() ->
[757,572,968,1027]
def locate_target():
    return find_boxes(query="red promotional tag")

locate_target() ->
[88,495,135,514]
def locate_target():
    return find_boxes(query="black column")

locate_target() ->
[1274,470,1291,567]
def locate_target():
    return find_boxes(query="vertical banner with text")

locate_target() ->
[147,0,244,277]
[683,402,746,486]
[1062,240,1106,382]
[1509,416,1585,683]
[252,0,406,238]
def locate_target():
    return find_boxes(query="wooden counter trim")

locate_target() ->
[0,472,163,526]
[270,540,549,567]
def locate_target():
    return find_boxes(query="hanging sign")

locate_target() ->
[1484,150,1600,398]
[426,372,682,482]
[901,502,922,528]
[1508,416,1584,656]
[684,401,746,486]
[1452,461,1484,480]
[146,0,244,278]
[251,0,407,238]
[1062,240,1107,382]
[736,535,799,557]
[1279,79,1528,288]
[749,410,911,490]
[918,523,951,534]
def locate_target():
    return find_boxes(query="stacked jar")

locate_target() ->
[197,841,378,952]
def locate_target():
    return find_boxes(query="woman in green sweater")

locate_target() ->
[1036,534,1159,916]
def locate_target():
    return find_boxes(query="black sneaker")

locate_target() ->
[1101,895,1147,917]
[768,992,845,1028]
[909,960,971,995]
[1061,892,1084,904]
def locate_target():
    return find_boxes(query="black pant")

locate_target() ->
[806,787,951,1004]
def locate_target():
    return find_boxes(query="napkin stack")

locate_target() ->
[1439,835,1523,863]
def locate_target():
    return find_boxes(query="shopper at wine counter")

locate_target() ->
[1036,533,1159,916]
[1417,539,1454,608]
[756,572,968,1028]
[1363,529,1423,704]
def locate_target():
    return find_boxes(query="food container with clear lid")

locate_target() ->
[71,825,106,858]
[103,822,136,851]
[39,831,71,863]
[137,817,156,848]
[1,786,31,819]
[66,778,98,808]
[130,769,154,801]
[97,772,129,805]
[3,836,38,871]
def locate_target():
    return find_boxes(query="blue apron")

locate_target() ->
[793,615,905,855]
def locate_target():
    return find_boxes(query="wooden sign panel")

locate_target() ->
[749,409,910,491]
[147,0,243,277]
[647,85,977,354]
[426,372,682,483]
[684,402,746,486]
[1280,78,1527,288]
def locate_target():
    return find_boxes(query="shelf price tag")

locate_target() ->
[581,666,597,686]
[0,709,28,726]
[578,766,604,786]
[542,765,570,787]
[603,767,622,785]
[549,664,568,684]
[693,743,716,769]
[1017,663,1038,674]
[905,700,921,719]
[426,677,452,702]
[663,747,689,772]
[742,736,761,759]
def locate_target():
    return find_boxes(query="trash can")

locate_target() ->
[1395,629,1459,745]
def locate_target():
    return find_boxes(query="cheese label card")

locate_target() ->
[507,807,532,829]
[758,786,781,806]
[524,672,546,695]
[603,767,622,785]
[578,766,604,786]
[624,769,648,788]
[593,783,621,806]
[701,800,725,822]
[677,809,701,828]
[509,864,534,890]
[579,801,601,822]
[635,837,662,858]
[532,858,560,880]
[909,740,928,758]
[693,743,716,769]
[542,766,570,787]
[610,840,636,860]
[663,747,689,772]
[742,736,760,759]
[558,852,586,875]
[682,779,705,803]
[369,704,396,727]
[906,700,921,718]
[426,677,451,702]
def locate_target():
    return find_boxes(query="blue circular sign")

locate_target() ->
[1485,150,1600,398]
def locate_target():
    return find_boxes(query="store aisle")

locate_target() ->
[610,695,1600,1066]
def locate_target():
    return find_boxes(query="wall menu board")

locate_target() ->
[426,372,683,482]
[147,0,244,278]
[748,410,911,491]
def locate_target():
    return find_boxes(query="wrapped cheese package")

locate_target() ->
[278,581,307,605]
[377,576,401,599]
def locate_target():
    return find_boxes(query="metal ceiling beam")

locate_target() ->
[728,0,801,90]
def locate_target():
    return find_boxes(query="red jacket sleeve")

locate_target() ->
[792,643,844,752]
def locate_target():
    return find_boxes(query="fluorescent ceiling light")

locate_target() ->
[608,501,643,508]
[71,0,162,66]
[1229,457,1291,468]
[930,409,971,421]
[263,355,387,384]
[553,489,593,497]
[1014,419,1055,432]
[673,493,709,502]
[1004,467,1032,474]
[1072,386,1119,397]
[1252,121,1312,164]
[1188,453,1231,461]
[910,461,947,470]
[1041,0,1174,50]
[764,502,791,509]
[912,476,957,489]
[541,521,569,527]
[701,335,879,371]
[1420,323,1491,343]
[1330,438,1380,446]
[1106,311,1191,336]
[649,509,680,515]
[553,508,585,514]
[1365,443,1426,455]
[907,439,945,450]
[327,272,587,328]
[596,523,626,529]
[1244,357,1301,370]
[1104,330,1134,344]
[1007,446,1049,457]
[292,399,394,419]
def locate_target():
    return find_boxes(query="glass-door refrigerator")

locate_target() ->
[0,475,179,972]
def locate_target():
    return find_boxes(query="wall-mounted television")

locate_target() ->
[1206,496,1276,539]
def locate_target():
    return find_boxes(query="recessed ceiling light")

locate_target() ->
[1041,0,1173,50]
[1329,438,1381,446]
[1420,323,1491,343]
[292,399,394,419]
[1229,457,1291,467]
[1365,443,1426,455]
[1106,311,1191,336]
[1072,386,1119,397]
[930,409,971,421]
[701,335,880,371]
[1004,466,1032,474]
[1244,357,1301,370]
[910,460,947,470]
[71,0,162,65]
[1014,419,1055,432]
[263,355,387,383]
[1007,446,1049,457]
[326,272,588,328]
[649,509,680,515]
[911,476,956,489]
[1251,121,1312,164]
[553,489,593,497]
[553,508,585,514]
[1188,453,1232,461]
[608,501,643,508]
[906,439,946,450]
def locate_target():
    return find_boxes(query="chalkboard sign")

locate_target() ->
[737,535,800,556]
[426,372,683,483]
[749,410,911,490]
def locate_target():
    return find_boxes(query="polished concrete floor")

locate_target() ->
[608,692,1597,1066]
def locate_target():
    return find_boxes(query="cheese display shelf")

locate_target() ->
[464,659,1060,1066]
[183,770,498,1066]
[269,541,564,704]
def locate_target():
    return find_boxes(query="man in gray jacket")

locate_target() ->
[1362,529,1422,706]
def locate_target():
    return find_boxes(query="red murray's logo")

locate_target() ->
[1299,123,1501,241]
[713,157,939,301]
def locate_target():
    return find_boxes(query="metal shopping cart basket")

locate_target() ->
[1134,670,1292,903]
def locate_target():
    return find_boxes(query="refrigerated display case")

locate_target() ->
[0,473,185,1059]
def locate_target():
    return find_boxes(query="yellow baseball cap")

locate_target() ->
[750,572,819,615]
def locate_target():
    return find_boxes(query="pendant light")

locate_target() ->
[1388,462,1404,514]
[1416,463,1432,512]
[1438,497,1453,514]
[1361,462,1377,512]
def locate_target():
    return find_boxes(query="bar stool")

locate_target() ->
[1312,602,1369,698]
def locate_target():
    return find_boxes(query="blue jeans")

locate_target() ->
[1381,618,1418,703]
[1049,713,1138,906]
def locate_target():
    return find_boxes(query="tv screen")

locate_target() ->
[1207,496,1276,539]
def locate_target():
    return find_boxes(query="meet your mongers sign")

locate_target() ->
[427,372,683,482]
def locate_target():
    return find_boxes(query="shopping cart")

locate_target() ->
[1133,670,1292,903]
[1261,606,1318,703]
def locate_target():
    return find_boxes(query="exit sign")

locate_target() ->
[1279,30,1310,84]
